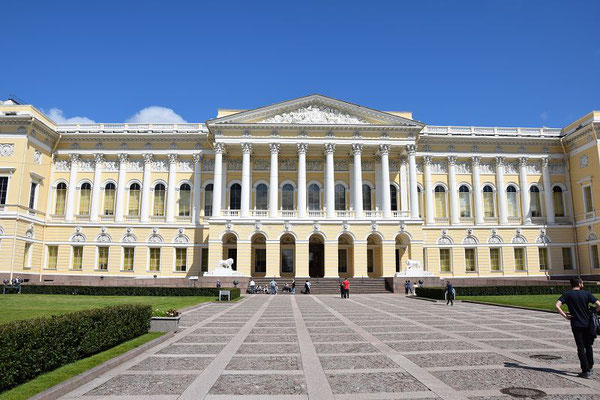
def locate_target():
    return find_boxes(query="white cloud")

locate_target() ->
[46,108,95,124]
[126,106,187,123]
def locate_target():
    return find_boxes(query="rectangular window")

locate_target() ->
[0,176,8,205]
[175,248,187,272]
[592,245,600,269]
[98,247,109,270]
[338,249,347,273]
[29,182,37,210]
[538,248,549,271]
[367,249,374,273]
[584,186,594,213]
[149,248,161,271]
[254,248,266,273]
[47,246,58,269]
[72,246,83,269]
[514,248,526,271]
[23,242,32,268]
[490,248,502,271]
[395,249,400,273]
[281,249,294,273]
[228,248,237,270]
[465,248,476,272]
[128,188,140,216]
[439,248,451,272]
[562,247,573,270]
[201,248,209,272]
[123,247,134,271]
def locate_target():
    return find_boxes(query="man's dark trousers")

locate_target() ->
[572,326,595,372]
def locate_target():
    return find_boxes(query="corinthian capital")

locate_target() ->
[405,144,416,155]
[541,157,549,168]
[423,155,433,166]
[270,143,280,154]
[518,157,528,167]
[351,143,363,155]
[447,156,457,166]
[168,154,178,164]
[94,153,104,167]
[143,153,154,164]
[471,156,481,166]
[241,143,253,154]
[193,153,203,164]
[378,144,390,155]
[69,153,80,164]
[214,142,226,154]
[118,153,128,164]
[297,143,308,155]
[324,143,336,155]
[495,156,505,167]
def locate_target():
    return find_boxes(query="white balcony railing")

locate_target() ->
[126,215,140,221]
[434,217,449,224]
[222,210,240,217]
[280,210,296,218]
[459,217,475,224]
[151,215,166,222]
[392,211,410,218]
[508,216,522,224]
[75,214,90,221]
[308,210,325,218]
[336,210,353,218]
[176,215,191,222]
[364,211,382,218]
[100,215,115,221]
[251,210,268,217]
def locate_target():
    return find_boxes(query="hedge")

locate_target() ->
[415,285,600,300]
[17,285,240,299]
[0,304,151,392]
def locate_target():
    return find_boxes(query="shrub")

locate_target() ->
[0,304,151,392]
[19,285,240,299]
[415,285,600,299]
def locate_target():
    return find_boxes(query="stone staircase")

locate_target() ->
[250,277,391,294]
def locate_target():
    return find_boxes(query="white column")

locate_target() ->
[407,146,419,218]
[45,154,57,219]
[192,153,202,222]
[400,156,409,215]
[140,153,153,222]
[375,156,382,211]
[90,154,103,222]
[542,157,554,224]
[424,156,434,225]
[269,143,280,217]
[448,156,459,225]
[166,154,177,223]
[325,143,335,218]
[352,144,363,218]
[519,157,531,224]
[496,157,508,225]
[471,156,484,225]
[212,143,225,217]
[241,143,252,218]
[115,153,127,222]
[65,153,79,221]
[380,144,392,218]
[221,155,227,210]
[297,143,307,218]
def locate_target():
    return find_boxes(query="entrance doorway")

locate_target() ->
[309,235,324,278]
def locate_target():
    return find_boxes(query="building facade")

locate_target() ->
[0,95,599,282]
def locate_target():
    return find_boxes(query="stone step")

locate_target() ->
[249,278,390,294]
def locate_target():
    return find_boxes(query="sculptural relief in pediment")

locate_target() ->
[257,105,369,125]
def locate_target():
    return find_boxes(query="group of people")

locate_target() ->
[247,279,313,295]
[339,278,350,298]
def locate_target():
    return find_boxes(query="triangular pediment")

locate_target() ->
[207,94,422,128]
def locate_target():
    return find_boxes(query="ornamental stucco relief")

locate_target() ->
[504,162,518,174]
[178,160,193,172]
[202,158,214,171]
[527,162,541,174]
[279,159,297,171]
[549,162,566,174]
[33,151,42,164]
[228,159,242,171]
[431,162,447,174]
[0,144,15,157]
[253,159,269,170]
[361,160,373,171]
[334,159,348,171]
[580,155,589,168]
[307,160,322,171]
[480,163,495,174]
[153,160,168,172]
[259,105,368,125]
[455,162,471,174]
[128,160,143,172]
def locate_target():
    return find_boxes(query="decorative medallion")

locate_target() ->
[0,144,15,157]
[226,220,233,231]
[580,155,589,168]
[148,227,163,243]
[25,223,34,239]
[122,227,137,243]
[71,227,86,242]
[174,228,190,243]
[97,227,112,243]
[370,222,378,232]
[313,222,321,231]
[284,221,292,232]
[255,221,262,231]
[488,229,503,244]
[438,229,453,245]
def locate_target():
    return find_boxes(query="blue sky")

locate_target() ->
[1,0,598,127]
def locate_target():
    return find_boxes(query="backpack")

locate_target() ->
[590,307,600,336]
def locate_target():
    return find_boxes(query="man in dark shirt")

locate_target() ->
[556,277,600,378]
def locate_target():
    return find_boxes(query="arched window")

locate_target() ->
[530,186,542,217]
[230,183,241,210]
[55,182,67,215]
[282,184,294,210]
[103,183,116,216]
[482,185,495,218]
[79,183,91,216]
[256,184,268,210]
[553,186,565,217]
[362,184,372,211]
[434,185,447,218]
[417,186,423,218]
[390,185,398,211]
[458,185,471,218]
[507,185,519,217]
[179,183,191,216]
[308,184,320,210]
[128,183,141,216]
[204,184,213,216]
[153,183,166,216]
[335,184,346,211]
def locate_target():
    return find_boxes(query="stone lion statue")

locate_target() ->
[217,258,234,269]
[405,259,422,270]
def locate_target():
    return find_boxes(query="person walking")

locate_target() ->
[404,280,409,295]
[270,279,277,295]
[343,278,350,298]
[291,279,296,294]
[444,281,455,305]
[408,281,414,295]
[249,279,256,294]
[556,277,600,378]
[339,280,345,299]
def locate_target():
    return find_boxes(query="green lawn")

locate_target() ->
[0,332,164,400]
[0,294,216,324]
[458,294,567,312]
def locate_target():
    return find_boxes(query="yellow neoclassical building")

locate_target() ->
[0,94,599,283]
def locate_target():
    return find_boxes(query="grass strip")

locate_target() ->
[0,332,164,400]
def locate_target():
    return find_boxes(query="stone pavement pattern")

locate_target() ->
[60,295,600,399]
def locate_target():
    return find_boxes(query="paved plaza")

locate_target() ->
[59,295,600,400]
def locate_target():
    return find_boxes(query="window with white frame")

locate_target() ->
[72,246,83,269]
[538,247,549,271]
[434,185,447,218]
[79,182,92,215]
[514,247,526,271]
[390,185,398,212]
[175,248,187,272]
[55,182,67,215]
[103,183,116,216]
[465,248,476,272]
[308,184,320,210]
[204,184,213,216]
[530,186,542,217]
[149,248,161,271]
[28,181,38,210]
[229,183,241,210]
[201,248,209,272]
[583,185,594,214]
[282,184,294,210]
[335,184,346,211]
[458,185,471,218]
[507,185,519,217]
[178,183,191,216]
[153,184,166,216]
[417,186,423,218]
[562,247,573,270]
[47,245,58,269]
[553,186,565,217]
[362,184,372,211]
[490,248,502,271]
[23,242,32,268]
[97,247,109,270]
[439,248,451,272]
[0,176,8,206]
[123,247,134,271]
[482,185,496,218]
[255,183,268,210]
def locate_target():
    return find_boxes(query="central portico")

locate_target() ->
[204,95,423,278]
